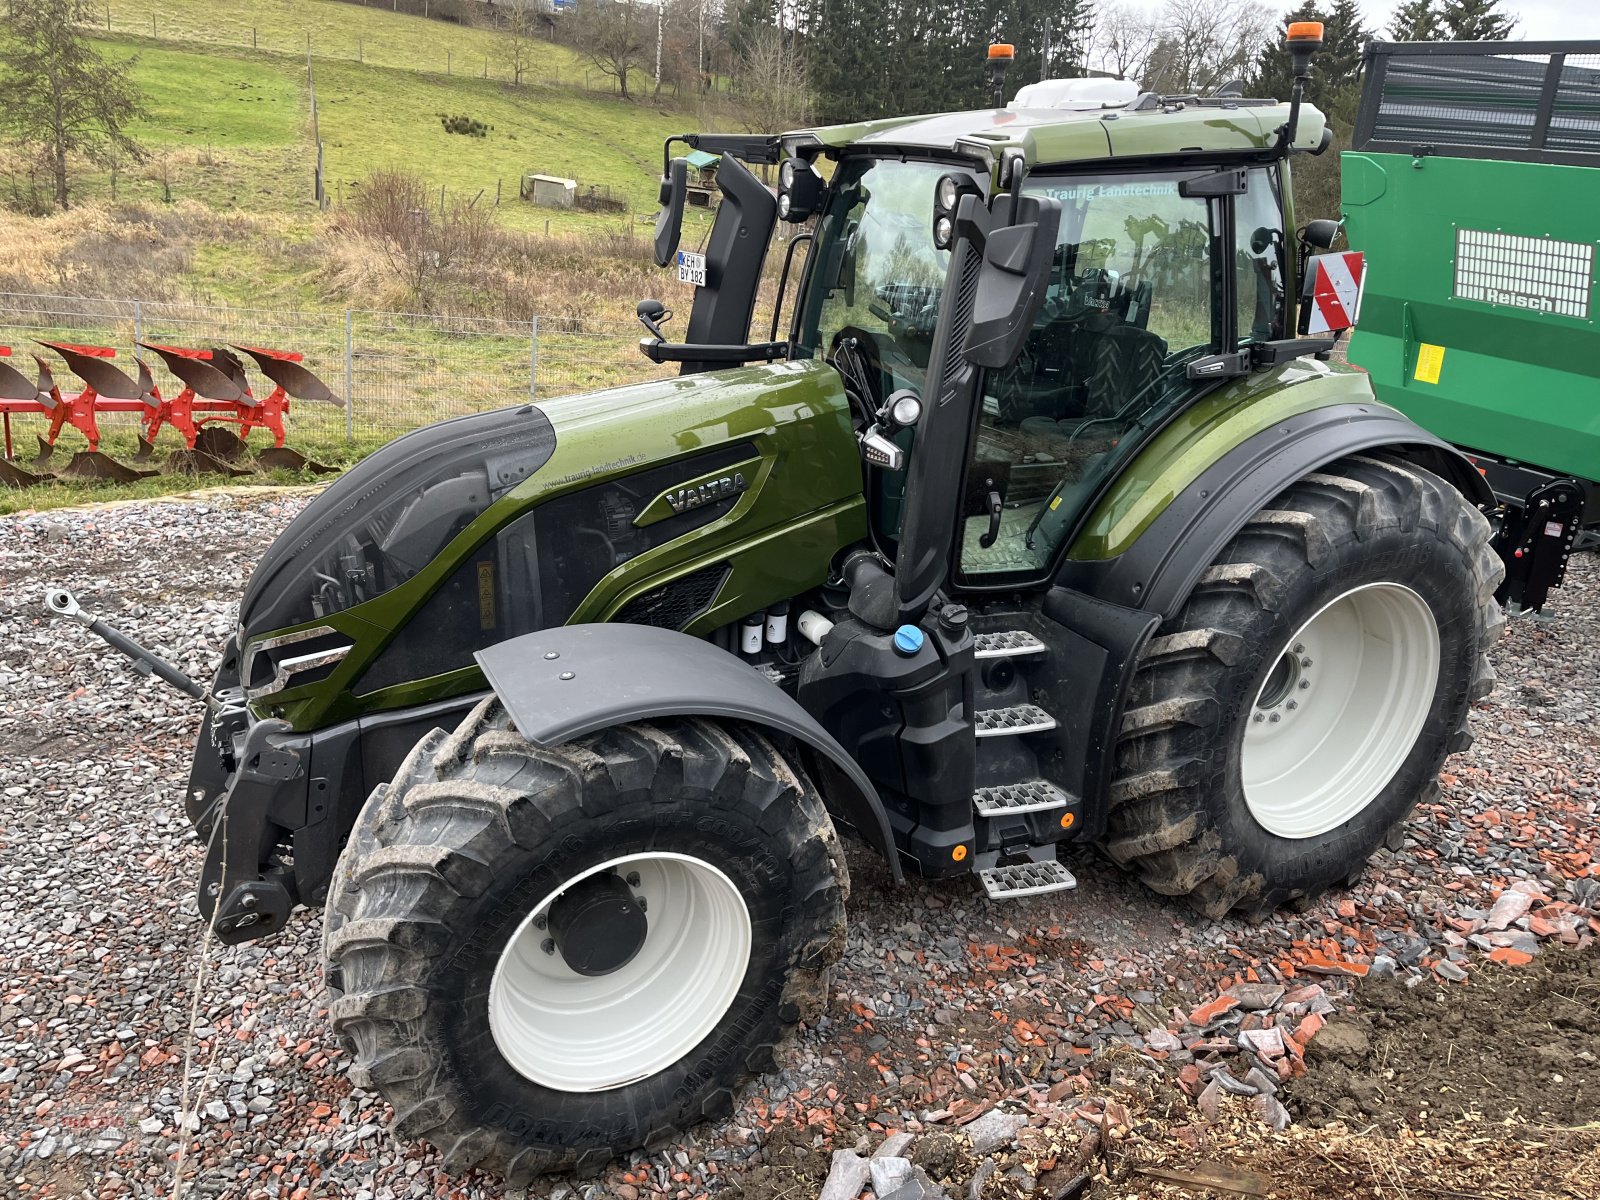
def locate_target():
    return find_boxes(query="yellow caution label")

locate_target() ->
[476,560,496,630]
[1414,343,1446,385]
[1049,495,1063,511]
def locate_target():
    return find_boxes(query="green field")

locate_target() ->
[6,0,714,237]
[0,0,725,507]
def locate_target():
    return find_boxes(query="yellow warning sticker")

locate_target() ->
[1414,343,1446,385]
[477,560,496,630]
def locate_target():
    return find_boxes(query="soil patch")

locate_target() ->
[1286,950,1600,1130]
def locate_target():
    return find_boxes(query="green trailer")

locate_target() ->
[1343,39,1600,611]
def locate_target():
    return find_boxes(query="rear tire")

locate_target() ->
[1104,455,1503,918]
[324,698,849,1181]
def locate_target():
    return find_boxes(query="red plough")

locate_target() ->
[0,339,345,486]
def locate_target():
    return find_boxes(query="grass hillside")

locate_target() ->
[71,0,697,231]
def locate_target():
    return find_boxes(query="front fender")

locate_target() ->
[475,624,903,883]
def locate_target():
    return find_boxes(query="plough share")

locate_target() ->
[0,340,343,486]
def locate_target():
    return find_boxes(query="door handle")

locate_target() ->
[979,483,1003,549]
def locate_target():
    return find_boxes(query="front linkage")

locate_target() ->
[46,588,299,942]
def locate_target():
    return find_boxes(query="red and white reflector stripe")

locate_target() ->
[1307,251,1366,335]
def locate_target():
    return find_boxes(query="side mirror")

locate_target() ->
[961,193,1062,369]
[653,157,689,268]
[1300,218,1341,249]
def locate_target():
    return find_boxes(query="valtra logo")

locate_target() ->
[665,472,749,514]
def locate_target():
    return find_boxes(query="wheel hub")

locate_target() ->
[1241,583,1441,840]
[545,872,647,977]
[488,852,753,1093]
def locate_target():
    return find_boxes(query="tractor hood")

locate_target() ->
[234,359,867,726]
[239,401,558,642]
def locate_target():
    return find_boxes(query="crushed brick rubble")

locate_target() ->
[0,493,1595,1198]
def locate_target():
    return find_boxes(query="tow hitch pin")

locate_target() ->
[45,587,218,713]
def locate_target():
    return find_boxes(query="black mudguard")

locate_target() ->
[1056,402,1498,620]
[475,623,904,883]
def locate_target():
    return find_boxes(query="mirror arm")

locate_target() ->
[639,339,787,365]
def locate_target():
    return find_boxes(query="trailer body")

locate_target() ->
[1343,39,1600,607]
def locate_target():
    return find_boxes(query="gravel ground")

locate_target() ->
[0,492,1595,1199]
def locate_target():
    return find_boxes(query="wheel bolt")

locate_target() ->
[541,938,555,955]
[534,914,547,930]
[1286,700,1298,710]
[1299,680,1310,689]
[1253,712,1266,723]
[626,872,641,888]
[1269,713,1281,723]
[1301,657,1313,667]
[637,897,648,912]
[1293,643,1304,653]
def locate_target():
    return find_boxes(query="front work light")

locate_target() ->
[777,157,823,223]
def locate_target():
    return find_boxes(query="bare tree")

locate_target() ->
[502,0,542,86]
[1146,0,1273,95]
[568,0,650,100]
[0,0,145,211]
[731,23,814,132]
[1090,1,1162,83]
[341,169,495,310]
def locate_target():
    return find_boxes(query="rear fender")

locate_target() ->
[475,624,903,883]
[1058,402,1497,620]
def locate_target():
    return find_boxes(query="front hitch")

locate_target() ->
[47,588,300,942]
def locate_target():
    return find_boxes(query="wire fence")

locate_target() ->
[82,1,698,97]
[0,292,660,455]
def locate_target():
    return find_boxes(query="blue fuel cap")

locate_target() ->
[893,625,925,656]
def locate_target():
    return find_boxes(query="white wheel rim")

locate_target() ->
[488,852,752,1093]
[1241,582,1440,840]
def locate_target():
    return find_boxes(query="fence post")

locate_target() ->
[345,310,355,443]
[529,316,539,401]
[132,299,142,352]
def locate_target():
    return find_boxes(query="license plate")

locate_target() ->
[676,250,707,287]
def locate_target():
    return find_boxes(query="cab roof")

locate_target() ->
[798,96,1327,171]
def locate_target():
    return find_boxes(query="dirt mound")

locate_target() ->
[1286,950,1600,1130]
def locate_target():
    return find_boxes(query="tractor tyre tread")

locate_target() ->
[323,700,848,1181]
[1105,455,1502,919]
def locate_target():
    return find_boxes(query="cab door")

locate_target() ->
[955,167,1287,588]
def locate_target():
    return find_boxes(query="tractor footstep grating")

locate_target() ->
[974,630,1048,659]
[979,859,1078,900]
[975,703,1058,737]
[973,779,1070,816]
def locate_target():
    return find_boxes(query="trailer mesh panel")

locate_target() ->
[1453,229,1595,320]
[1356,43,1600,165]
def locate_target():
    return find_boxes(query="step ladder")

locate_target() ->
[974,703,1057,738]
[978,857,1078,900]
[974,630,1047,660]
[972,779,1070,817]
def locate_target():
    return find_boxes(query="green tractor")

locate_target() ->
[50,25,1502,1182]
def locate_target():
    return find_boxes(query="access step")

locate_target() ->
[974,703,1057,738]
[978,858,1078,900]
[973,630,1048,660]
[973,779,1070,817]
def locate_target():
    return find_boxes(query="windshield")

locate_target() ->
[795,157,958,398]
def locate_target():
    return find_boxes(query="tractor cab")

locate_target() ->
[635,43,1362,894]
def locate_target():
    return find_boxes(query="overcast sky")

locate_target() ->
[1125,1,1600,40]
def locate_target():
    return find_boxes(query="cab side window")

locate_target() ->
[1236,168,1287,344]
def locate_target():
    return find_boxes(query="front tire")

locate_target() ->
[1105,455,1503,918]
[324,700,849,1181]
